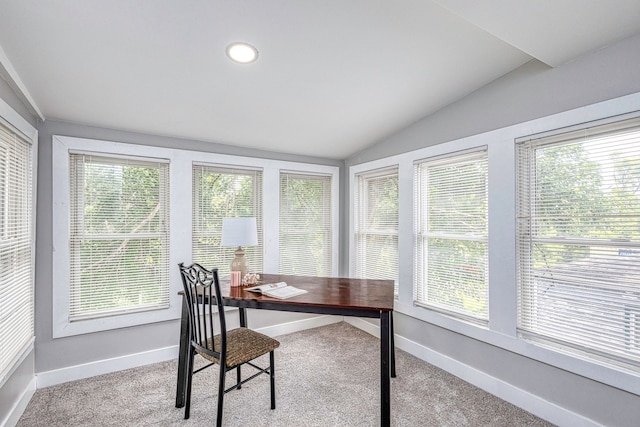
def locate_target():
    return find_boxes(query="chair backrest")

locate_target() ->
[178,263,227,362]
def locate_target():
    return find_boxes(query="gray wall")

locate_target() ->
[394,311,639,426]
[0,74,38,129]
[345,34,640,426]
[35,119,344,374]
[0,74,38,426]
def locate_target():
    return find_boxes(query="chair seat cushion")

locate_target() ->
[197,327,280,368]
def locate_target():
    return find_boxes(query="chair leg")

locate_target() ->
[184,348,195,419]
[236,365,241,389]
[270,351,276,410]
[216,363,226,427]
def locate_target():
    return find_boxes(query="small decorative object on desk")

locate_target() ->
[244,273,260,285]
[230,271,242,287]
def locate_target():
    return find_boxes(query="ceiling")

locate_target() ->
[1,1,639,159]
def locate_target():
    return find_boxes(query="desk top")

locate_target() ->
[223,274,395,312]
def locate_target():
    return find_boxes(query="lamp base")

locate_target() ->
[230,246,249,280]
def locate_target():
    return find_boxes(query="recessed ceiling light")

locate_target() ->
[226,42,259,64]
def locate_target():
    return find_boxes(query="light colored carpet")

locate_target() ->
[18,322,554,426]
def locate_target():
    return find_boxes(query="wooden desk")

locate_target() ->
[175,274,396,426]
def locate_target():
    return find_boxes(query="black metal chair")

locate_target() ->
[178,262,280,426]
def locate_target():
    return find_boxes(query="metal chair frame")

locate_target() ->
[178,262,276,426]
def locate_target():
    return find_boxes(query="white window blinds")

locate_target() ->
[192,165,263,275]
[280,172,332,276]
[0,120,33,383]
[354,167,399,294]
[517,117,640,371]
[69,154,170,321]
[414,150,488,322]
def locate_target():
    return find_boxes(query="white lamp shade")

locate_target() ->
[221,217,258,247]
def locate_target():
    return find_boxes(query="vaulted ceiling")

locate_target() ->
[1,1,639,158]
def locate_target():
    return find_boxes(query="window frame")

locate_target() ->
[413,148,489,324]
[516,116,640,372]
[278,170,339,276]
[353,166,400,295]
[52,137,183,337]
[192,163,264,276]
[67,152,171,322]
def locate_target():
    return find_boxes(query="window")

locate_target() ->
[414,150,488,322]
[0,117,34,384]
[54,138,338,336]
[517,117,640,371]
[279,172,333,276]
[192,165,263,275]
[68,154,170,321]
[354,167,399,294]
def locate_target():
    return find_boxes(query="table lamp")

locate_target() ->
[221,217,258,279]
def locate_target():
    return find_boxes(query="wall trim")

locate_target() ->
[36,314,342,389]
[345,317,600,427]
[21,316,598,425]
[2,376,36,427]
[255,314,343,338]
[0,43,44,121]
[36,345,179,389]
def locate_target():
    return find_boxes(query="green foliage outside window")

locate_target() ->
[70,157,169,320]
[532,142,640,270]
[192,167,262,275]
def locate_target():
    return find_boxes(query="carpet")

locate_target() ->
[17,322,554,426]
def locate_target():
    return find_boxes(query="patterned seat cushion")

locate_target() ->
[197,327,280,368]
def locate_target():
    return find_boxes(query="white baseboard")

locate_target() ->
[36,345,179,388]
[36,314,341,389]
[2,376,36,427]
[346,317,599,427]
[345,317,379,337]
[255,314,343,337]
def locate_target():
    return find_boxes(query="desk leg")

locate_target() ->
[237,307,247,389]
[390,310,396,378]
[175,296,190,408]
[239,307,248,327]
[380,311,391,427]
